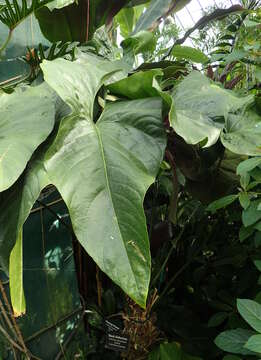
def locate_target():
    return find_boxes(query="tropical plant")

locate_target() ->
[216,298,261,358]
[0,0,260,358]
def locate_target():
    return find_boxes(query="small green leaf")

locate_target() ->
[224,50,248,64]
[255,291,261,304]
[254,260,261,272]
[239,226,254,242]
[159,342,182,360]
[223,356,242,360]
[237,299,261,332]
[244,334,261,354]
[171,45,208,64]
[239,193,250,210]
[242,200,261,227]
[207,195,238,213]
[247,181,260,191]
[256,68,261,82]
[240,173,250,190]
[208,312,228,327]
[255,222,261,231]
[237,157,261,176]
[255,232,261,248]
[47,0,75,11]
[215,329,255,355]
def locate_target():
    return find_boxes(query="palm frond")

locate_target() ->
[25,41,77,66]
[0,0,52,30]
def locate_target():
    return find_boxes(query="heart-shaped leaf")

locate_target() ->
[0,54,166,308]
[170,71,255,151]
[41,56,166,307]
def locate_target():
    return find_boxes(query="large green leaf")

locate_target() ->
[107,69,172,111]
[215,329,256,355]
[115,7,135,38]
[0,54,166,308]
[0,53,124,268]
[41,57,165,307]
[121,30,156,65]
[0,153,49,271]
[242,200,261,227]
[171,45,208,64]
[237,157,261,176]
[221,108,261,156]
[170,71,255,150]
[133,0,191,33]
[0,83,55,192]
[237,299,261,333]
[108,69,163,98]
[115,3,146,39]
[9,230,25,316]
[207,195,238,213]
[36,0,130,43]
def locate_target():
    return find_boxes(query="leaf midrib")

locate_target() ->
[94,124,141,297]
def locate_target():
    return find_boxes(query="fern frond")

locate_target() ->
[25,41,76,66]
[0,0,52,30]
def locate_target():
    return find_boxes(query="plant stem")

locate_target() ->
[151,205,199,287]
[0,297,18,340]
[0,30,12,55]
[0,323,24,353]
[96,265,102,307]
[166,150,179,225]
[0,279,30,359]
[151,227,184,287]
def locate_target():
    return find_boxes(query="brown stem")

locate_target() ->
[86,0,90,42]
[96,266,102,307]
[0,324,25,353]
[54,310,85,360]
[165,149,179,225]
[24,307,82,344]
[0,279,30,359]
[0,297,18,340]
